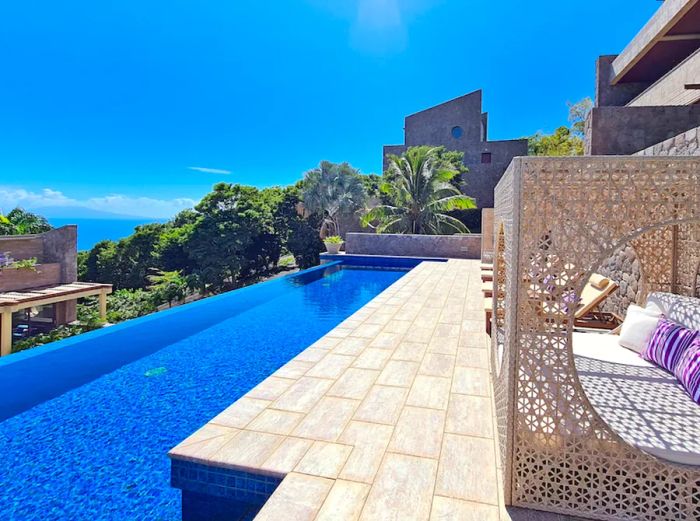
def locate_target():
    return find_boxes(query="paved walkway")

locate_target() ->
[170,259,504,520]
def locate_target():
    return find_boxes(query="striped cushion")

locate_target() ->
[675,337,700,405]
[642,318,699,372]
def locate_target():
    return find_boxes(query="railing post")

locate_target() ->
[1,310,12,356]
[98,291,107,321]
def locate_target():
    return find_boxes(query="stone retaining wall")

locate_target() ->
[345,232,481,259]
[635,125,700,156]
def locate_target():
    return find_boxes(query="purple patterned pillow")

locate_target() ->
[674,337,700,405]
[641,318,699,372]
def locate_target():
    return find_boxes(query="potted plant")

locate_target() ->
[323,235,343,254]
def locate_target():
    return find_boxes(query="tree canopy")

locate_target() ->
[0,208,52,235]
[528,97,592,157]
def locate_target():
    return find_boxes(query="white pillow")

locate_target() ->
[618,304,662,354]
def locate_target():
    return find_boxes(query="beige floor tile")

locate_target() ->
[246,376,295,401]
[359,453,437,521]
[406,375,451,410]
[214,430,284,470]
[410,326,437,343]
[174,423,235,447]
[261,437,313,474]
[295,347,329,363]
[274,360,314,379]
[295,441,353,479]
[328,368,380,400]
[353,385,407,425]
[292,397,359,442]
[311,336,342,349]
[459,331,489,349]
[169,427,239,462]
[461,319,483,333]
[349,323,384,338]
[382,319,413,334]
[353,348,392,370]
[306,353,355,379]
[392,341,428,362]
[388,406,445,458]
[272,377,333,413]
[339,421,394,484]
[247,409,304,436]
[456,347,489,369]
[419,353,456,378]
[209,397,270,428]
[333,336,371,356]
[429,496,499,521]
[316,480,371,521]
[255,473,334,521]
[327,327,353,338]
[369,331,402,349]
[427,336,459,355]
[445,394,493,438]
[376,360,419,387]
[452,367,490,397]
[433,323,461,338]
[436,434,498,505]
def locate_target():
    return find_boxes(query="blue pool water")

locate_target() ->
[0,264,405,520]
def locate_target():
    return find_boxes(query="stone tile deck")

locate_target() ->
[170,259,504,520]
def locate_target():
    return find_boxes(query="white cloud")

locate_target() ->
[187,166,231,175]
[0,186,196,219]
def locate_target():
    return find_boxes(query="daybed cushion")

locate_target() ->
[618,304,662,354]
[675,337,700,405]
[646,292,700,330]
[641,318,698,372]
[573,331,700,465]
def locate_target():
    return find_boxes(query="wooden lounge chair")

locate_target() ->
[573,274,620,330]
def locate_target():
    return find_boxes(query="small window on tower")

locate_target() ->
[451,126,463,139]
[481,152,492,164]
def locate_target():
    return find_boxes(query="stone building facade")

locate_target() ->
[585,0,700,156]
[383,90,528,210]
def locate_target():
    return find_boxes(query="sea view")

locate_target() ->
[49,218,164,251]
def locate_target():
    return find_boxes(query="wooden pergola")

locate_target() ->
[0,282,112,356]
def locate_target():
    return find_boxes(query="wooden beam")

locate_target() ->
[660,33,700,41]
[1,311,12,357]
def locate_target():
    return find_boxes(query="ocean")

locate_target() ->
[49,218,166,251]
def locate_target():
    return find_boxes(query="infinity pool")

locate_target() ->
[0,263,406,520]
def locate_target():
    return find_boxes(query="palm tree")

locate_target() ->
[361,147,476,234]
[0,208,52,235]
[301,161,367,237]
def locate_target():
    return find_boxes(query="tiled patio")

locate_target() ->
[170,259,505,520]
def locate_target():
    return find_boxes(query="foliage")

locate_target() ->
[528,97,592,157]
[361,146,476,234]
[275,185,324,269]
[105,289,157,322]
[301,161,367,237]
[147,270,187,307]
[323,235,343,244]
[0,253,37,272]
[0,208,52,235]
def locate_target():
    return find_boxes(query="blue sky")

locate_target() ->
[0,0,658,218]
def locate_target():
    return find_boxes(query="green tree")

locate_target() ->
[0,208,52,235]
[276,185,324,268]
[361,146,476,234]
[301,161,367,237]
[528,97,592,156]
[147,269,187,307]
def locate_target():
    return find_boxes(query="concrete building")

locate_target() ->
[586,0,700,155]
[0,226,111,356]
[383,90,528,211]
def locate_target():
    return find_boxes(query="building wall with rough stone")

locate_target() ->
[383,90,528,210]
[598,245,644,315]
[345,232,481,259]
[634,125,700,156]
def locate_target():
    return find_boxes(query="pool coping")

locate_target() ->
[168,259,503,520]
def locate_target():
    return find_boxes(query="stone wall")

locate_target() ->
[634,125,700,156]
[345,232,481,259]
[597,245,643,315]
[585,105,700,155]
